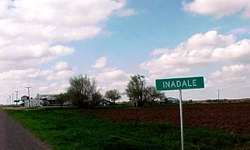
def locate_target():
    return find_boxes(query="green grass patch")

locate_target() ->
[6,108,250,150]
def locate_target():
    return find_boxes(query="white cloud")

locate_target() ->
[211,39,250,60]
[95,68,130,92]
[46,62,74,81]
[141,31,249,79]
[0,61,74,103]
[0,61,74,82]
[0,0,130,103]
[230,27,250,35]
[183,0,250,18]
[0,44,74,63]
[0,0,127,69]
[141,30,250,99]
[184,30,235,49]
[208,64,250,88]
[92,57,107,69]
[54,61,71,71]
[91,57,130,92]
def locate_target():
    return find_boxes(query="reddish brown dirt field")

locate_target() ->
[95,103,250,135]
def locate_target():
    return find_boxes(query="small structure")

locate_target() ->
[36,94,59,106]
[21,95,29,101]
[21,95,42,107]
[98,99,112,106]
[159,97,179,104]
[167,97,179,103]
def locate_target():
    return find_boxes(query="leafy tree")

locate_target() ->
[92,91,103,106]
[105,89,121,104]
[67,75,101,108]
[126,75,146,107]
[144,86,165,104]
[56,93,70,106]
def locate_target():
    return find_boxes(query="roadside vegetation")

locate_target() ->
[6,108,250,150]
[56,74,167,108]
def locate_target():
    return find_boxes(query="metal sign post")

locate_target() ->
[156,76,205,150]
[179,89,184,150]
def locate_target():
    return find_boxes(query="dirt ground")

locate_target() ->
[95,103,250,135]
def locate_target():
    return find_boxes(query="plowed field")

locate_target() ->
[95,103,250,135]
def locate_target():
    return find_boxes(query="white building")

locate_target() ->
[21,96,42,107]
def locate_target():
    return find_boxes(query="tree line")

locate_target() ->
[57,74,166,108]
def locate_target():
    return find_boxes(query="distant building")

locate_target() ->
[21,95,29,107]
[36,94,59,106]
[21,95,29,101]
[21,95,42,107]
[20,94,71,107]
[98,99,112,106]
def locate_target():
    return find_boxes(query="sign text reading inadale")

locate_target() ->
[156,77,205,91]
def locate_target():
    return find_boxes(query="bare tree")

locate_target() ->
[56,93,69,106]
[105,89,121,104]
[144,86,165,104]
[126,75,146,107]
[67,75,101,108]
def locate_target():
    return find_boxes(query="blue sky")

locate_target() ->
[1,0,250,103]
[65,0,250,72]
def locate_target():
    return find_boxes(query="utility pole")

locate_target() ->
[26,87,31,107]
[8,95,11,105]
[11,93,14,105]
[217,89,220,101]
[15,89,19,105]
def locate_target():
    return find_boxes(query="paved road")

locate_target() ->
[0,111,50,150]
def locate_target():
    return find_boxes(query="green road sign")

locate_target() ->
[156,76,205,91]
[156,76,205,150]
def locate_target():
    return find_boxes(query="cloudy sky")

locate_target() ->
[1,0,250,104]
